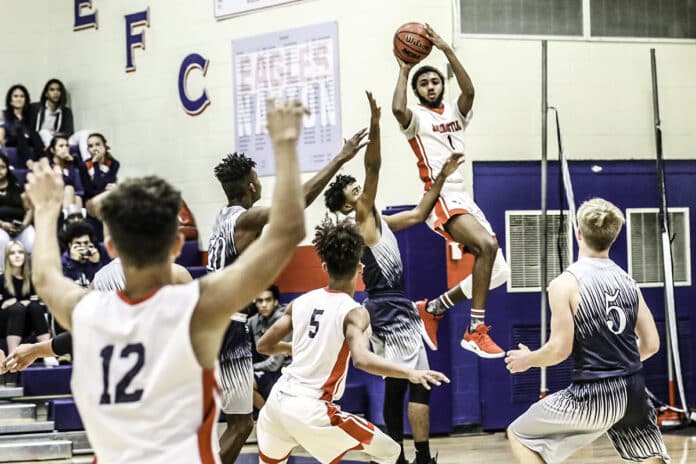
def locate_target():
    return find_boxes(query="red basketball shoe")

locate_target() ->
[461,324,505,358]
[416,300,442,351]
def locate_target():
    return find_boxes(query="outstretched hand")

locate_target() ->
[365,91,381,121]
[337,128,369,162]
[25,158,65,213]
[266,98,311,144]
[505,343,533,374]
[394,51,415,72]
[425,23,448,50]
[408,369,450,390]
[4,344,40,373]
[440,152,465,177]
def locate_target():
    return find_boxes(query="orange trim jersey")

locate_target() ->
[70,281,220,464]
[402,101,472,189]
[279,288,360,402]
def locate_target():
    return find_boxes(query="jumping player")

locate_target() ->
[324,91,461,464]
[23,99,308,464]
[392,23,510,357]
[506,198,670,464]
[207,128,367,463]
[255,220,449,464]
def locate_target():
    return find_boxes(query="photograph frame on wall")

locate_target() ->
[214,0,303,20]
[232,21,342,176]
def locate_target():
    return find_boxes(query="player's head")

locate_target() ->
[313,219,365,281]
[100,176,183,267]
[411,65,445,109]
[577,198,625,252]
[40,78,67,107]
[324,174,360,214]
[255,284,280,318]
[214,152,260,204]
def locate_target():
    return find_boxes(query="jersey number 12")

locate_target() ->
[99,343,145,404]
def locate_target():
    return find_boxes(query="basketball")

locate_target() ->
[393,22,433,64]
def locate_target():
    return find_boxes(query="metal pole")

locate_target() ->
[540,40,548,398]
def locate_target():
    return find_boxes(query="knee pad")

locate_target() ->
[409,382,431,405]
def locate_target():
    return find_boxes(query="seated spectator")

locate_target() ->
[47,133,83,217]
[0,241,54,380]
[30,78,74,148]
[60,221,108,288]
[0,84,44,162]
[0,152,34,268]
[249,285,291,409]
[79,133,119,211]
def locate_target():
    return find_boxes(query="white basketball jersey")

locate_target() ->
[401,100,472,188]
[279,288,360,402]
[70,281,220,464]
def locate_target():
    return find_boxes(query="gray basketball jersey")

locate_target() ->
[565,257,642,381]
[207,205,246,271]
[92,258,125,292]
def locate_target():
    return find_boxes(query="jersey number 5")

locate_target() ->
[99,343,145,404]
[308,309,324,339]
[605,291,627,335]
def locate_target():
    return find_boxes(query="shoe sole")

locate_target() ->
[418,319,438,351]
[460,339,505,359]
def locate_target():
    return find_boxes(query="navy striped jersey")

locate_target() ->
[361,215,405,297]
[207,205,246,271]
[565,258,642,381]
[92,258,125,292]
[206,204,252,371]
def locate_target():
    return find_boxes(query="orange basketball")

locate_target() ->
[393,22,433,65]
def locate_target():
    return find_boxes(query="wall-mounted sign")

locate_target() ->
[232,22,342,176]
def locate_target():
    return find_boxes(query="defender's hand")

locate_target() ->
[440,153,465,177]
[407,369,450,390]
[337,128,369,163]
[366,91,381,121]
[25,158,65,213]
[505,344,533,374]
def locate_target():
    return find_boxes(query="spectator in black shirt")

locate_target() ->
[0,84,44,162]
[0,152,34,267]
[30,79,74,148]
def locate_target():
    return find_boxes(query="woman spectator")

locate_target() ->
[0,152,34,265]
[0,85,44,162]
[0,241,54,377]
[80,133,119,210]
[47,133,83,218]
[30,78,74,148]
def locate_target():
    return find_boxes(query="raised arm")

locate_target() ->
[385,152,464,232]
[635,289,660,361]
[392,57,415,129]
[256,302,293,357]
[192,99,306,368]
[426,23,474,116]
[345,307,448,390]
[26,159,89,332]
[505,272,577,373]
[354,92,382,244]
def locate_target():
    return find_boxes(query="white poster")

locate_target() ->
[232,22,342,175]
[215,0,301,19]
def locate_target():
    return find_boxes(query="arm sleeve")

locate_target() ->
[51,331,73,356]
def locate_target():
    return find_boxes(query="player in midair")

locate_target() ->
[208,127,367,463]
[392,23,510,358]
[255,220,449,464]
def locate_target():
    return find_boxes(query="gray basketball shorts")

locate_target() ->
[508,372,670,463]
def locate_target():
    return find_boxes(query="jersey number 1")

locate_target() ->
[99,343,145,404]
[308,309,324,339]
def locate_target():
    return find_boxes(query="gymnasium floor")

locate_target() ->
[237,429,696,463]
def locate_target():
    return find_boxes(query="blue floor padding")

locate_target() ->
[21,365,72,396]
[48,398,84,431]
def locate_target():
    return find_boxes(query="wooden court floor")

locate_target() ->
[240,429,696,463]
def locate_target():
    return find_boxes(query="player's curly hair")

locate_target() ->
[313,218,364,279]
[323,174,356,213]
[100,176,181,267]
[214,152,257,201]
